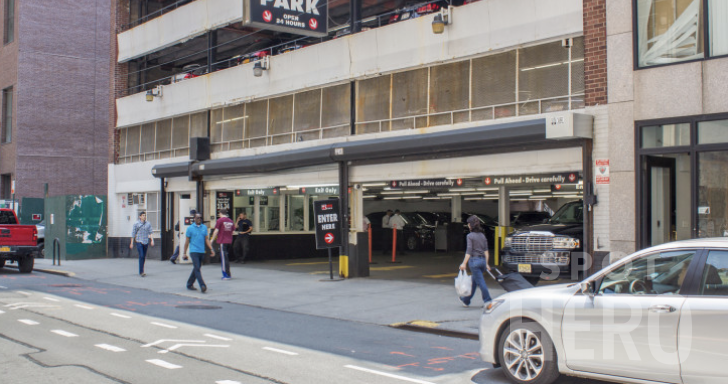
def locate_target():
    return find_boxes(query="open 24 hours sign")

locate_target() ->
[243,0,328,37]
[313,199,342,249]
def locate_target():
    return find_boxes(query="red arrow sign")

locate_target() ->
[262,10,272,22]
[324,233,334,244]
[309,18,318,30]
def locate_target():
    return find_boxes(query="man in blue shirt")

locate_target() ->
[130,211,154,277]
[183,213,215,293]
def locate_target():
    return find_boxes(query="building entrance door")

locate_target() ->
[642,156,676,247]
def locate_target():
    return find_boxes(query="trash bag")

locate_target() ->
[455,270,472,297]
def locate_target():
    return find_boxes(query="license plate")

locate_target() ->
[0,246,10,252]
[518,264,532,274]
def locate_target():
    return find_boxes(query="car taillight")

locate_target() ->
[33,228,37,242]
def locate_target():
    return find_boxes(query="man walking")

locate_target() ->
[234,212,253,263]
[130,211,154,277]
[211,209,235,280]
[184,213,215,293]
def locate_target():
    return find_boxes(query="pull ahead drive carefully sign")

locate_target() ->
[313,199,342,249]
[243,0,328,37]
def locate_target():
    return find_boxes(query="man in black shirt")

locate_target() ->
[234,212,253,263]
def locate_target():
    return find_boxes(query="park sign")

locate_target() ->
[313,199,342,249]
[243,0,328,37]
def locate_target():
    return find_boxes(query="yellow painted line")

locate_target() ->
[286,261,332,266]
[408,320,439,328]
[369,265,414,271]
[423,273,458,279]
[309,271,332,275]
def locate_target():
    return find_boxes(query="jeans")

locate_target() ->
[461,257,492,305]
[234,235,249,261]
[187,252,206,289]
[136,243,149,275]
[170,245,180,261]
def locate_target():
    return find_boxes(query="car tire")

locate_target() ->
[497,321,560,384]
[18,256,34,273]
[406,235,418,251]
[39,241,45,258]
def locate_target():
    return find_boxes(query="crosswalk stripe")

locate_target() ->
[51,330,79,338]
[18,319,39,325]
[95,344,126,352]
[146,359,182,369]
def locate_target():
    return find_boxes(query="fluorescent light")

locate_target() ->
[380,191,404,195]
[449,188,475,192]
[460,192,483,196]
[363,195,376,198]
[362,183,386,187]
[477,187,499,191]
[423,197,441,200]
[437,193,461,196]
[533,189,552,193]
[403,190,429,194]
[215,116,248,125]
[286,183,338,188]
[400,196,422,199]
[509,192,532,196]
[529,197,547,200]
[464,197,484,201]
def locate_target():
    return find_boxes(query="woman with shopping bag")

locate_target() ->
[457,215,492,307]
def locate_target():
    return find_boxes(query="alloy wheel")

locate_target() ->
[502,328,544,381]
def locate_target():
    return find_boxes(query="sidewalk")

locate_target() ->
[30,256,510,338]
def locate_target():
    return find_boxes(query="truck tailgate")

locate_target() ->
[0,226,38,247]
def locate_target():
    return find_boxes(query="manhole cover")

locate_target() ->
[48,284,83,288]
[175,305,222,310]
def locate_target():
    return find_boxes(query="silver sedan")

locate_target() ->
[479,238,728,384]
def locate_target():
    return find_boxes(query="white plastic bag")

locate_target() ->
[455,270,472,297]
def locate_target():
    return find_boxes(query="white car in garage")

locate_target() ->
[479,238,728,384]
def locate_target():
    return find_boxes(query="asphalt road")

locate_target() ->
[0,269,613,384]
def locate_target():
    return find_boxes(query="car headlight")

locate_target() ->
[504,237,512,247]
[483,299,505,314]
[553,237,580,249]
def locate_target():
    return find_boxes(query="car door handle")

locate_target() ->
[649,305,676,313]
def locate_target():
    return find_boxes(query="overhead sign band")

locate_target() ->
[243,0,328,37]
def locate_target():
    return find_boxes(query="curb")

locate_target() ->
[5,264,75,277]
[390,320,478,340]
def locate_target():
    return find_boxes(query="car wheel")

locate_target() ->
[39,242,45,258]
[18,257,34,273]
[406,236,418,251]
[498,321,560,384]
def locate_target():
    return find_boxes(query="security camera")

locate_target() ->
[353,184,362,190]
[562,38,573,48]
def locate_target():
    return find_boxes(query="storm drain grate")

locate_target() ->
[175,305,222,310]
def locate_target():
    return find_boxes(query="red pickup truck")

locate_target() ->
[0,208,40,273]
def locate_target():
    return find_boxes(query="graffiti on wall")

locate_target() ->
[66,195,107,255]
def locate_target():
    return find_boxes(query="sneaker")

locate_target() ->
[170,259,176,264]
[221,277,231,280]
[201,286,207,293]
[140,273,146,277]
[186,286,197,291]
[457,296,469,307]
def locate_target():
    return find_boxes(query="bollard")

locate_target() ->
[391,225,397,263]
[52,237,61,266]
[368,225,374,264]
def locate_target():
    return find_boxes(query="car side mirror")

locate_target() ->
[580,281,596,298]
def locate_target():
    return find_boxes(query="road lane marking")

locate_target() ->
[0,310,4,314]
[216,381,241,384]
[159,343,230,354]
[146,359,182,369]
[75,304,94,310]
[95,344,126,352]
[205,333,233,341]
[263,347,298,356]
[5,302,57,310]
[151,322,177,329]
[18,319,39,325]
[51,330,79,338]
[110,313,131,319]
[344,365,436,384]
[142,339,205,348]
[17,291,31,296]
[0,285,7,289]
[43,297,61,302]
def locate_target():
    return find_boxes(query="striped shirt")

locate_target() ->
[132,220,153,245]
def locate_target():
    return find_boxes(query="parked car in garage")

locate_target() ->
[510,210,551,228]
[480,238,728,384]
[171,64,207,83]
[416,211,497,248]
[366,211,435,251]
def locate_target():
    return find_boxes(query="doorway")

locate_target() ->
[642,155,676,246]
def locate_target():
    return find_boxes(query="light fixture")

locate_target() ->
[145,85,162,102]
[431,7,451,34]
[253,56,270,77]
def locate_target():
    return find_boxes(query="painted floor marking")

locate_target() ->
[51,330,79,338]
[5,302,56,310]
[0,285,7,289]
[17,291,31,296]
[142,339,205,348]
[423,273,458,279]
[110,313,131,319]
[370,266,415,271]
[18,319,39,325]
[43,297,61,302]
[75,304,94,310]
[286,261,331,266]
[146,359,182,369]
[263,347,298,356]
[344,365,436,384]
[205,333,233,341]
[151,322,177,329]
[159,343,230,354]
[0,310,4,314]
[95,344,126,352]
[216,381,241,384]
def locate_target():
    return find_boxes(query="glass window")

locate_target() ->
[172,116,189,149]
[708,0,728,56]
[146,192,159,231]
[1,87,12,143]
[3,0,14,45]
[698,119,728,144]
[287,195,306,232]
[598,250,697,295]
[698,151,728,238]
[641,123,690,148]
[260,195,280,232]
[698,250,728,296]
[636,0,704,67]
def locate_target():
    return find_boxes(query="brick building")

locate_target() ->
[0,0,111,201]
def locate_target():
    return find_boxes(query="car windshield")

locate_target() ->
[549,201,583,224]
[402,213,426,225]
